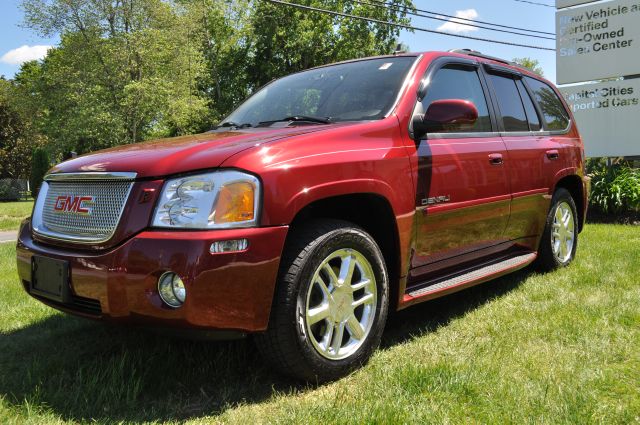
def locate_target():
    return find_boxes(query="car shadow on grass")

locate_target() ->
[383,268,533,348]
[0,268,532,422]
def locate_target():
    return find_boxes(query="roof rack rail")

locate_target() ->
[448,49,518,67]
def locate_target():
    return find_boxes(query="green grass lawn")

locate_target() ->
[0,201,33,231]
[0,224,638,424]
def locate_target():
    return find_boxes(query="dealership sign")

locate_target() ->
[561,78,640,157]
[556,0,597,8]
[556,0,640,84]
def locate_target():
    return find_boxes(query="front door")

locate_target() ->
[410,63,511,277]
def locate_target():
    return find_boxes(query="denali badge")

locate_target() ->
[53,195,95,215]
[421,195,451,206]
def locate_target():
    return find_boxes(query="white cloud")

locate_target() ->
[436,9,479,34]
[0,45,52,65]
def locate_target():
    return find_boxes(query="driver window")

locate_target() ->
[419,66,492,133]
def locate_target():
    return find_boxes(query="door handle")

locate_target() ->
[488,153,503,165]
[546,149,560,160]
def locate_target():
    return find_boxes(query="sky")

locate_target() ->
[398,0,557,83]
[0,0,558,82]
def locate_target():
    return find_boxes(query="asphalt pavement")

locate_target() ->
[0,231,17,244]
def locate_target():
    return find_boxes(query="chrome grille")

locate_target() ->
[33,172,136,243]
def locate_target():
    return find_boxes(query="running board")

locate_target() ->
[403,252,537,303]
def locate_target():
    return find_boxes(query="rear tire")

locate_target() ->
[255,219,389,382]
[537,188,578,272]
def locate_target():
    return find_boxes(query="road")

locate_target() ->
[0,231,17,244]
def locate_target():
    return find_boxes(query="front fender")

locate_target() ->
[219,120,416,226]
[279,178,400,224]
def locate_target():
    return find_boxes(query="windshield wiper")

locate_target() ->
[213,121,253,130]
[258,115,333,126]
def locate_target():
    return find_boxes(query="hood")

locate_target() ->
[49,125,342,178]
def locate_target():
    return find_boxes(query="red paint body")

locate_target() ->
[16,51,589,333]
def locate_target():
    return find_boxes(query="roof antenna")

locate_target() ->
[394,43,409,55]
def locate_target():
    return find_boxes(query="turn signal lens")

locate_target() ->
[214,182,255,223]
[210,239,249,254]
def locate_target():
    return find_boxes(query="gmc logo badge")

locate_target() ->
[53,195,95,215]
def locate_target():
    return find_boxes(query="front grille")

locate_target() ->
[23,280,103,316]
[32,172,136,243]
[38,293,103,316]
[41,180,132,239]
[67,294,103,315]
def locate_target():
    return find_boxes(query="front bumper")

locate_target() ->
[17,221,288,333]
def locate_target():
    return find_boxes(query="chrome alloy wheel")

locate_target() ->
[551,201,575,263]
[304,248,377,360]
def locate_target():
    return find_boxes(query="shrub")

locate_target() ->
[589,162,640,214]
[30,148,50,198]
[0,179,20,201]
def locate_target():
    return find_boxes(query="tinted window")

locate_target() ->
[224,57,416,126]
[489,74,528,132]
[516,80,541,131]
[420,66,492,133]
[525,77,570,131]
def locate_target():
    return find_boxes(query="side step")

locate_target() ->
[403,252,537,303]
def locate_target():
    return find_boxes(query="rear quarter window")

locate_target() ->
[524,77,570,131]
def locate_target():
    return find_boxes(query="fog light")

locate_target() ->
[210,239,249,254]
[158,272,186,308]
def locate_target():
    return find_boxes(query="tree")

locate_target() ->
[30,147,50,197]
[0,78,46,179]
[185,0,414,120]
[246,0,414,89]
[20,0,210,155]
[17,0,415,156]
[512,57,544,77]
[0,79,26,178]
[179,0,254,122]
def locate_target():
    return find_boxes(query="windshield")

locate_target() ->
[223,57,416,127]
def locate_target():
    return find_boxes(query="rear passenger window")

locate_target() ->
[488,74,528,132]
[420,66,492,133]
[524,77,570,131]
[516,80,541,131]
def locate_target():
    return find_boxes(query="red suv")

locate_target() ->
[17,50,588,382]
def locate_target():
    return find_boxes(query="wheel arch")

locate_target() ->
[554,174,585,232]
[287,193,403,310]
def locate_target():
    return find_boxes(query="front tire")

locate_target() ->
[537,188,578,271]
[255,219,389,382]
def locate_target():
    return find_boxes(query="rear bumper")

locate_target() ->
[582,174,591,231]
[16,221,288,333]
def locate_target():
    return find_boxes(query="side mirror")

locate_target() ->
[413,99,479,139]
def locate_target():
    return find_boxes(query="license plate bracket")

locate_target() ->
[30,256,70,303]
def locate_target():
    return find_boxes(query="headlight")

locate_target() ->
[152,170,260,229]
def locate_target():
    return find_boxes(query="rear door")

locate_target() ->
[483,66,570,244]
[410,59,511,275]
